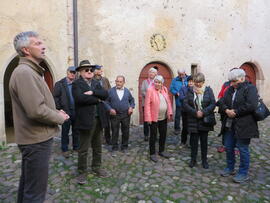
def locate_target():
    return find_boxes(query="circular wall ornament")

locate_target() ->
[150,34,166,51]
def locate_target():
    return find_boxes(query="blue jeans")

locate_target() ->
[174,106,181,131]
[224,130,250,176]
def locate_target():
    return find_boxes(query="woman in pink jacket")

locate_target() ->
[144,75,173,162]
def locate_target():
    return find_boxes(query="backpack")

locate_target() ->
[244,84,270,121]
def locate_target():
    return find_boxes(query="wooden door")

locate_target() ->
[138,63,173,124]
[44,71,53,92]
[240,63,256,86]
[40,61,54,92]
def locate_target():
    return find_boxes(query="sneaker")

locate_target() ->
[72,149,79,153]
[111,151,117,157]
[158,152,170,159]
[179,143,187,148]
[77,173,87,185]
[150,155,158,162]
[92,168,109,178]
[233,173,249,183]
[189,160,197,168]
[220,168,236,177]
[62,151,70,158]
[174,130,180,135]
[217,146,226,153]
[121,148,129,154]
[202,161,209,169]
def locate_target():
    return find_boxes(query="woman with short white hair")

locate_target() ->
[144,75,173,162]
[219,68,259,183]
[141,67,158,141]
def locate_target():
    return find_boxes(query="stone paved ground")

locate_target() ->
[1,117,270,203]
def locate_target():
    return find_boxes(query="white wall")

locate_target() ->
[78,0,270,124]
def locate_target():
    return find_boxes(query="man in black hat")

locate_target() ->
[72,60,109,184]
[53,66,79,158]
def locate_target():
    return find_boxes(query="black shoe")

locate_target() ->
[174,130,180,135]
[158,152,170,159]
[202,161,209,169]
[77,173,87,185]
[121,147,128,153]
[189,160,197,168]
[150,155,158,162]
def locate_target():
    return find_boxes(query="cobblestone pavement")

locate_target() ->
[1,118,270,203]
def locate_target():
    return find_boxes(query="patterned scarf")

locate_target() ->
[194,85,206,110]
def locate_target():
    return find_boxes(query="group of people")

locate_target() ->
[10,31,260,203]
[53,59,136,184]
[140,63,260,184]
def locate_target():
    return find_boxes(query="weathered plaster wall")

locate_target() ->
[78,0,270,124]
[0,0,72,143]
[1,0,270,140]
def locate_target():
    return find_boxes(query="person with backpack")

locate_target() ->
[219,68,259,183]
[216,68,240,155]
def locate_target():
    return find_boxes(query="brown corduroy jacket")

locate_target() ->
[9,57,65,145]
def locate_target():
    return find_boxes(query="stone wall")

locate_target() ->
[1,0,270,143]
[0,0,72,143]
[77,0,270,124]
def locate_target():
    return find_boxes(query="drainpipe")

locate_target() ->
[73,0,78,67]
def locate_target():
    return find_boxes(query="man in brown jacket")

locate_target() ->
[9,31,69,203]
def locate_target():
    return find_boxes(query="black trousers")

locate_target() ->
[78,118,102,173]
[181,112,189,144]
[111,113,131,150]
[149,119,167,155]
[104,121,111,145]
[17,138,53,203]
[190,131,208,162]
[142,107,150,137]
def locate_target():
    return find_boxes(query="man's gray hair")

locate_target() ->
[228,68,246,81]
[177,68,186,74]
[154,75,164,83]
[116,75,125,82]
[149,67,158,73]
[14,31,38,57]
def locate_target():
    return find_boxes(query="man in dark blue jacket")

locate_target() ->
[53,66,79,158]
[106,75,135,152]
[170,69,188,136]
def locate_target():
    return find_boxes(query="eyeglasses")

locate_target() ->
[69,71,76,74]
[84,68,94,73]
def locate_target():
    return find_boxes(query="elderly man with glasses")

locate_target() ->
[53,66,79,158]
[72,60,109,184]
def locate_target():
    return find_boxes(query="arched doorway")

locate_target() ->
[138,62,173,124]
[240,62,257,86]
[4,56,54,143]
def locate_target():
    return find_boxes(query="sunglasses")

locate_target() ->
[69,71,76,74]
[84,68,94,73]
